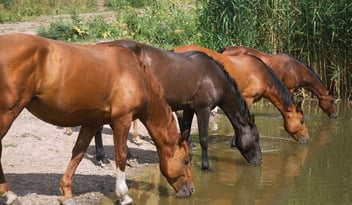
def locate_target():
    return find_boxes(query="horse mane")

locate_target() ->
[304,63,324,84]
[279,53,323,84]
[143,64,165,99]
[249,54,293,110]
[185,51,251,118]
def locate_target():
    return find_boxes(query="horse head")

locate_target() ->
[284,102,309,144]
[235,115,262,166]
[158,131,195,197]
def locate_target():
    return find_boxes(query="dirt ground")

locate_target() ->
[1,109,164,205]
[0,9,194,205]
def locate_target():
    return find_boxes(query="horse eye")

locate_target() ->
[300,120,304,124]
[183,159,189,165]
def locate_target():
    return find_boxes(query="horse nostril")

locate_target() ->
[298,137,308,144]
[190,187,195,193]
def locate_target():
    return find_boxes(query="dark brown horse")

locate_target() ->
[97,39,262,170]
[0,33,194,205]
[173,45,309,144]
[220,46,337,118]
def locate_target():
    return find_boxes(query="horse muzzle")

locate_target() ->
[298,136,309,144]
[175,183,195,198]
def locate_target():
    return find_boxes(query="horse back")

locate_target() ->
[0,33,148,127]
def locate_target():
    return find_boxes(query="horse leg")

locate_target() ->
[131,120,142,145]
[111,115,133,205]
[176,110,195,150]
[94,126,110,167]
[64,127,73,135]
[195,108,211,170]
[0,141,20,205]
[59,126,99,204]
[0,101,27,204]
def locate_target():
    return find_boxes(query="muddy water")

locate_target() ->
[105,101,352,205]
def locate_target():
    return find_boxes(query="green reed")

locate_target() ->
[197,0,352,100]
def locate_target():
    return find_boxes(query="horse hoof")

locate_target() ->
[2,191,19,205]
[133,139,144,146]
[98,159,113,170]
[8,198,22,205]
[61,198,76,205]
[118,194,133,205]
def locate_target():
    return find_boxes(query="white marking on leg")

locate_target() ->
[115,168,132,205]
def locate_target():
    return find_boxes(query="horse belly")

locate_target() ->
[25,97,110,127]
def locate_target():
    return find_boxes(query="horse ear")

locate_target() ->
[179,130,189,145]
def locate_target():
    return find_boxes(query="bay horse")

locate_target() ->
[219,46,337,118]
[173,45,309,145]
[0,33,194,205]
[97,39,262,170]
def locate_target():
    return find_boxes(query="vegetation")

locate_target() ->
[0,0,95,23]
[197,0,352,100]
[1,0,351,100]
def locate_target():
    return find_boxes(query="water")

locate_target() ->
[104,101,352,205]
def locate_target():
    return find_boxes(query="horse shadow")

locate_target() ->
[86,131,159,166]
[2,173,169,204]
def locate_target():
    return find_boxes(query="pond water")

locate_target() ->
[104,101,352,205]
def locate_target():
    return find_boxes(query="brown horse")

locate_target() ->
[0,33,194,205]
[219,46,337,118]
[173,45,309,144]
[97,39,262,170]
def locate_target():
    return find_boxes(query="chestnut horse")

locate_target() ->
[173,45,309,145]
[97,39,262,170]
[220,46,337,118]
[0,33,194,205]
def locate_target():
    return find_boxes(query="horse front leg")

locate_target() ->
[0,142,19,205]
[94,126,110,167]
[59,126,99,204]
[176,110,194,150]
[111,115,133,205]
[196,108,211,170]
[0,106,26,205]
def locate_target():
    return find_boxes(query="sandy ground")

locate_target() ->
[0,109,163,205]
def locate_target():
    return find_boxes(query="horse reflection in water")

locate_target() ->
[173,45,309,145]
[96,39,262,171]
[0,33,194,205]
[220,46,337,119]
[121,114,337,205]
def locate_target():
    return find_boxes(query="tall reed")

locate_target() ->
[197,0,352,100]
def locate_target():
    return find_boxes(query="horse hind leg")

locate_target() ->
[59,126,100,204]
[131,120,143,145]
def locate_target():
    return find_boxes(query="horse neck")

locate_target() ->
[260,63,295,116]
[139,66,179,156]
[297,62,331,100]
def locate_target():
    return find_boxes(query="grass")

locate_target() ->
[0,0,96,23]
